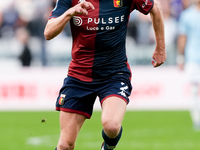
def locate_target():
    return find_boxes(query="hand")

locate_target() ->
[151,46,167,67]
[69,1,95,16]
[178,63,184,71]
[176,54,184,71]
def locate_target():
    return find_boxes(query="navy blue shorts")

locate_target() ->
[56,74,132,119]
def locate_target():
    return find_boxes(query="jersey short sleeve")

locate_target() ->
[132,0,154,15]
[50,0,72,19]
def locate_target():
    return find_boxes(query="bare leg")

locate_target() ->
[57,111,86,150]
[101,96,127,149]
[190,83,200,129]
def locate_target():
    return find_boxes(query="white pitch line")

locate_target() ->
[26,134,59,147]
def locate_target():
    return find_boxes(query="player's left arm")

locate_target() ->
[149,1,167,67]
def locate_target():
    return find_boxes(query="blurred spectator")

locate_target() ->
[170,0,191,19]
[0,2,20,38]
[15,0,49,66]
[182,0,192,9]
[126,12,138,43]
[16,27,32,67]
[0,11,3,27]
[0,0,191,67]
[0,0,55,67]
[134,12,152,45]
[177,0,200,130]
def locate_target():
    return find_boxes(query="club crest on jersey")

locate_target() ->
[113,0,123,8]
[59,94,66,105]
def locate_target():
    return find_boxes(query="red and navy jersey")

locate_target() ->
[50,0,154,82]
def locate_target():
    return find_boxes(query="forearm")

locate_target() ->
[149,1,166,67]
[44,11,72,40]
[150,1,165,50]
[177,35,186,55]
[44,1,94,40]
[177,35,186,66]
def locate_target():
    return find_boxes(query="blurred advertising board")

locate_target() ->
[0,66,196,111]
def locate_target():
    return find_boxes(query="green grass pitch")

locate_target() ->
[0,111,200,150]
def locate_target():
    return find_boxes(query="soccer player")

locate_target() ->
[44,0,166,149]
[177,0,200,130]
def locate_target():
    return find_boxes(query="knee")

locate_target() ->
[57,141,75,150]
[102,119,121,138]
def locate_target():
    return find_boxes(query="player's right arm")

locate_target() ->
[44,1,94,40]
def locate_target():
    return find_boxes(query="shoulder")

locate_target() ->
[133,0,154,15]
[180,5,195,17]
[56,0,72,8]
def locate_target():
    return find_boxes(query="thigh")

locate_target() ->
[59,111,86,145]
[101,96,127,125]
[98,75,132,124]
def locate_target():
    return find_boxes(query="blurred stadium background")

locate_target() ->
[0,0,200,150]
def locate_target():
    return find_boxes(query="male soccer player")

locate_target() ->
[177,0,200,130]
[44,0,166,149]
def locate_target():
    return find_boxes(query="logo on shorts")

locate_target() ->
[59,94,66,105]
[118,82,128,98]
[113,0,123,8]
